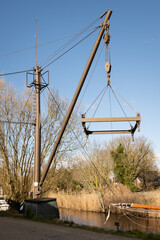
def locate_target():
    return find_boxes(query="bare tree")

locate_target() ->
[0,79,84,204]
[41,89,85,193]
[0,79,35,204]
[74,142,112,211]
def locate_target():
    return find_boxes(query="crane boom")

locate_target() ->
[39,10,112,188]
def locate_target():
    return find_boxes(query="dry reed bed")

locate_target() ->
[47,192,101,212]
[45,184,160,213]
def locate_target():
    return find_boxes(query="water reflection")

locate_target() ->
[59,208,160,234]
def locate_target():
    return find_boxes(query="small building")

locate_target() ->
[134,171,160,189]
[24,198,59,219]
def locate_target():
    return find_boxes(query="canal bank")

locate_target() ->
[0,216,141,240]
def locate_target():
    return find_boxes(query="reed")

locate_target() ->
[45,185,160,212]
[46,191,102,212]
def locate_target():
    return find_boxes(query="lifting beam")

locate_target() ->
[81,114,141,137]
[81,116,141,123]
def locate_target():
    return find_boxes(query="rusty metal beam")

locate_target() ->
[81,115,141,123]
[86,130,132,134]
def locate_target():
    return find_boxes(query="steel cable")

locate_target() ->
[109,85,132,128]
[75,44,105,114]
[84,85,107,115]
[87,85,108,129]
[42,27,99,70]
[40,17,100,67]
[111,84,138,115]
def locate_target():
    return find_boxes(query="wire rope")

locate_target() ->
[87,85,108,129]
[0,46,36,57]
[0,36,78,58]
[91,85,108,119]
[42,27,99,70]
[84,85,107,115]
[111,84,137,115]
[40,17,100,67]
[0,19,99,58]
[40,25,99,67]
[41,78,86,150]
[119,206,160,221]
[109,85,132,128]
[121,208,153,229]
[72,44,105,115]
[0,17,100,77]
[109,86,113,136]
[108,44,111,64]
[0,69,33,77]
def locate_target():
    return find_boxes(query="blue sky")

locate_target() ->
[0,0,160,164]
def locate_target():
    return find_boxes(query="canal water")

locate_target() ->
[59,208,160,234]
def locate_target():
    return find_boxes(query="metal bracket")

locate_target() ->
[26,68,36,88]
[26,68,49,90]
